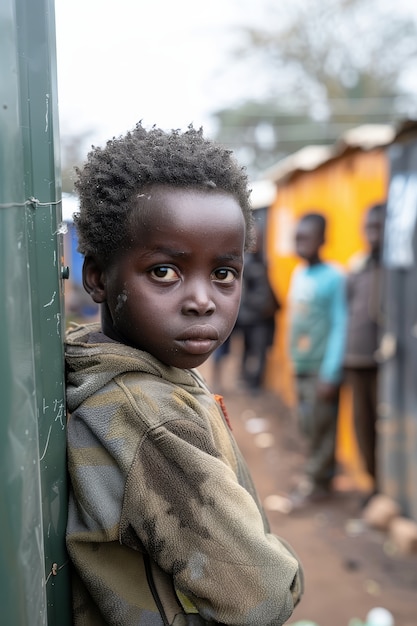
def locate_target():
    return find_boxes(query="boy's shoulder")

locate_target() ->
[65,321,103,344]
[322,260,345,273]
[319,261,346,285]
[294,261,345,280]
[346,251,370,274]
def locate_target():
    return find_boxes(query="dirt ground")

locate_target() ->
[200,355,417,626]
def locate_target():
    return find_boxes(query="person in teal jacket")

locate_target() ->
[288,212,347,506]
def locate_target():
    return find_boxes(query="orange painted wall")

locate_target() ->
[265,147,389,488]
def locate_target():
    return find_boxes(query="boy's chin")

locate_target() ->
[169,354,212,370]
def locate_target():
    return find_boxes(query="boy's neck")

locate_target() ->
[370,247,381,262]
[307,255,322,267]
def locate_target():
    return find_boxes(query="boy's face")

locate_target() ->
[95,186,246,369]
[294,219,323,262]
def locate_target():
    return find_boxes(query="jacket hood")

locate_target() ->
[65,323,204,412]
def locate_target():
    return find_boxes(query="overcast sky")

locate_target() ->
[55,0,417,153]
[55,0,256,147]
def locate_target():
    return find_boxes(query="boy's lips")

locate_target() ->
[176,325,219,355]
[176,325,219,341]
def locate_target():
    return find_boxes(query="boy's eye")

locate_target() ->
[212,268,236,283]
[150,266,179,281]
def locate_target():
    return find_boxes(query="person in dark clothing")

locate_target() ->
[344,203,386,496]
[236,225,280,391]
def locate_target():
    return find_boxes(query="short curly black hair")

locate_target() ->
[74,123,254,262]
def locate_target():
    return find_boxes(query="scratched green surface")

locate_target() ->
[0,0,71,623]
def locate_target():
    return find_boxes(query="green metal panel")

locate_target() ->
[0,0,71,624]
[0,5,44,623]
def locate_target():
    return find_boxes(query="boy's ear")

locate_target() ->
[82,256,107,303]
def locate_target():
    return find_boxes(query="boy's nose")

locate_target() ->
[181,283,216,316]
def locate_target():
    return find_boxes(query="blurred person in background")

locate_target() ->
[288,212,347,506]
[344,203,386,503]
[236,224,281,392]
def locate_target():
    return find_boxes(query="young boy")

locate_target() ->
[65,123,303,625]
[288,213,347,506]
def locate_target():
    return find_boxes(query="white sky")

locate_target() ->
[55,0,417,152]
[55,0,256,147]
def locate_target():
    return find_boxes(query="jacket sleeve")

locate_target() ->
[120,396,303,626]
[319,271,348,384]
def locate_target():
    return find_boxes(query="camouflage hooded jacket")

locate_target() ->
[65,324,303,626]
